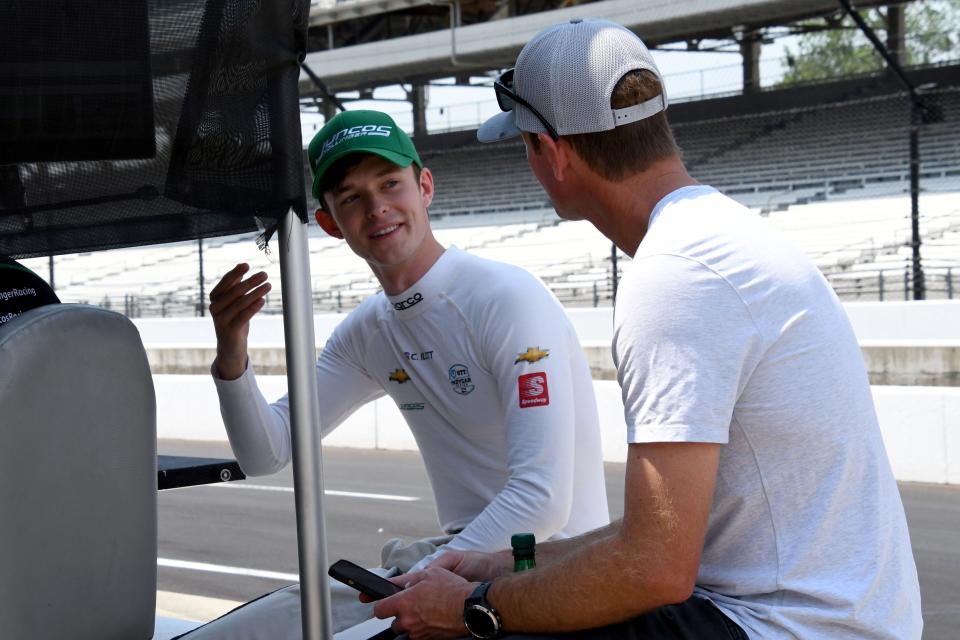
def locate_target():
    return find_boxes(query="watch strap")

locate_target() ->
[469,581,493,603]
[464,582,502,639]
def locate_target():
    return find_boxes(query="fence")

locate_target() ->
[71,260,957,319]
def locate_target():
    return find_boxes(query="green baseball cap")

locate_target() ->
[307,110,422,200]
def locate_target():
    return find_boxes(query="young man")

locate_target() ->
[197,110,609,635]
[374,19,923,640]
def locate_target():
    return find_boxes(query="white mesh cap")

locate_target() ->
[477,18,667,143]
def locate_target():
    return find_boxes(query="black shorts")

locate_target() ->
[499,596,747,640]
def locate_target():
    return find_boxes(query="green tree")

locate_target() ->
[780,0,960,85]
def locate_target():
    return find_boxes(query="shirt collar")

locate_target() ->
[385,246,461,319]
[648,185,716,231]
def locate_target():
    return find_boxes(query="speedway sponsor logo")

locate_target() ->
[403,349,433,361]
[393,292,424,312]
[518,372,549,408]
[399,402,425,411]
[448,364,475,395]
[320,124,393,160]
[514,346,550,365]
[389,368,411,383]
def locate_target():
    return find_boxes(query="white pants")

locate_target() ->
[175,534,454,639]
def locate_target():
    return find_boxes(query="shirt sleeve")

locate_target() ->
[213,318,384,477]
[419,272,581,567]
[613,254,765,444]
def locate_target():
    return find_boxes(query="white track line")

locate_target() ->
[158,558,299,582]
[207,482,419,502]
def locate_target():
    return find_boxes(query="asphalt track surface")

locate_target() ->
[158,439,960,639]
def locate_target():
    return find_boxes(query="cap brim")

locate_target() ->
[311,148,415,201]
[477,111,522,143]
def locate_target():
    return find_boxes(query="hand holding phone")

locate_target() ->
[328,559,403,600]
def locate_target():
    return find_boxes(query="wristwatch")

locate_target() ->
[463,582,502,639]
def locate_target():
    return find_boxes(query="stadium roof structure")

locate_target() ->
[299,0,898,94]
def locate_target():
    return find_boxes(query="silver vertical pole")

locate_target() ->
[198,238,206,317]
[277,207,333,640]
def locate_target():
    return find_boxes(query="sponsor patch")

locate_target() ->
[518,372,549,408]
[399,402,425,411]
[514,347,550,365]
[388,368,411,383]
[320,124,393,160]
[448,364,475,395]
[403,350,433,361]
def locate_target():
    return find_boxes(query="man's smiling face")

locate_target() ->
[316,154,437,276]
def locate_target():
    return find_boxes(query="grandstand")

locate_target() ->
[21,188,958,315]
[415,81,960,218]
[683,95,959,207]
[24,72,960,314]
[14,1,960,315]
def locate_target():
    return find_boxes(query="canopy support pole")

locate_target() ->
[278,207,333,639]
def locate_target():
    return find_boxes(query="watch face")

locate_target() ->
[465,604,499,639]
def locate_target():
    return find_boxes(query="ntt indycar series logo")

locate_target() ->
[449,364,475,395]
[393,292,423,311]
[320,124,393,160]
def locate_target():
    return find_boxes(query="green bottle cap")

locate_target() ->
[511,533,535,550]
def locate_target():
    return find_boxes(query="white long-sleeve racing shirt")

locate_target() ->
[213,247,609,569]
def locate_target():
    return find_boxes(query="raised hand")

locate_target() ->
[208,263,271,380]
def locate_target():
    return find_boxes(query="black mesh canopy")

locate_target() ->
[0,0,309,258]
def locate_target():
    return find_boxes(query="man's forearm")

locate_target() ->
[533,520,621,566]
[487,520,689,632]
[482,443,719,633]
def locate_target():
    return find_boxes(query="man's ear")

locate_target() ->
[315,208,344,239]
[537,133,572,182]
[418,167,435,209]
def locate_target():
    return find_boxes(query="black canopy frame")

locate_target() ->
[1,1,334,636]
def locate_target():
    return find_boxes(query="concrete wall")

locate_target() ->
[144,300,960,484]
[157,377,630,458]
[873,386,960,484]
[155,376,960,484]
[139,304,960,385]
[843,301,960,341]
[134,301,960,347]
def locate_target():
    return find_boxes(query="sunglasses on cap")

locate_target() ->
[494,68,560,141]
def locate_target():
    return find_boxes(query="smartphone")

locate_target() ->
[328,559,403,600]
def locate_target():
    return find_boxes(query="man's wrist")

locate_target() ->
[463,581,503,639]
[214,355,247,381]
[492,549,514,578]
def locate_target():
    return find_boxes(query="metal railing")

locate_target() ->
[828,266,958,301]
[75,263,958,319]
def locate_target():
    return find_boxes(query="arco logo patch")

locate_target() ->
[393,292,423,312]
[518,372,549,408]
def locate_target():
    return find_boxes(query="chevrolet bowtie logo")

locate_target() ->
[514,347,550,365]
[389,368,411,383]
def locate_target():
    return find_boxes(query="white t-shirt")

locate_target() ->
[614,186,922,639]
[215,246,609,570]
